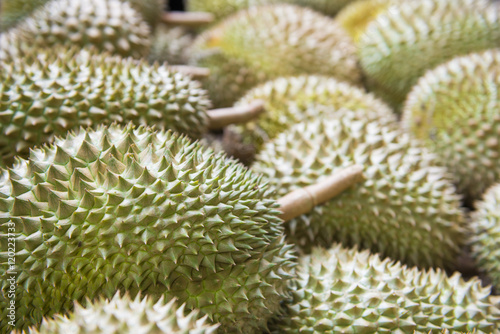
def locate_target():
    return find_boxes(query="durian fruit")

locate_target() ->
[224,75,395,162]
[273,245,500,333]
[0,124,296,333]
[190,4,361,107]
[187,0,358,21]
[149,25,195,65]
[0,47,211,165]
[401,49,500,201]
[359,0,500,110]
[3,0,151,59]
[0,0,49,31]
[29,293,219,334]
[469,183,500,291]
[187,0,274,22]
[126,0,165,28]
[252,109,466,269]
[336,0,402,42]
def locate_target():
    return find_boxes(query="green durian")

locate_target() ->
[190,4,361,107]
[469,183,500,291]
[335,0,403,43]
[0,124,296,333]
[0,47,211,165]
[252,109,466,269]
[224,75,395,163]
[0,0,49,31]
[126,0,165,28]
[2,0,151,59]
[402,49,500,201]
[187,0,274,22]
[187,0,359,21]
[359,0,500,110]
[149,25,195,65]
[28,293,219,334]
[273,244,500,333]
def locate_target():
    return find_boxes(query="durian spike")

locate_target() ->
[207,100,265,130]
[169,65,210,78]
[161,11,214,26]
[278,165,364,221]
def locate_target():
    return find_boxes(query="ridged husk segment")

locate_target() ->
[188,0,358,20]
[224,75,396,163]
[149,25,195,65]
[187,0,275,22]
[252,109,466,270]
[2,0,151,59]
[469,183,500,291]
[402,49,500,201]
[335,0,402,43]
[28,293,219,334]
[190,4,361,107]
[359,0,500,110]
[272,245,500,333]
[0,47,211,166]
[0,124,296,333]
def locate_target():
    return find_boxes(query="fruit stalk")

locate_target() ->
[207,100,265,129]
[161,11,214,26]
[278,165,364,221]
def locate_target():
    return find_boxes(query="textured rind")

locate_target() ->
[3,0,151,59]
[0,124,296,333]
[402,49,500,201]
[273,245,500,333]
[149,26,195,65]
[188,0,358,20]
[252,110,466,269]
[469,183,500,291]
[126,0,165,28]
[0,47,211,165]
[359,0,500,109]
[28,293,219,334]
[336,0,401,42]
[225,75,396,160]
[190,4,361,107]
[0,0,49,31]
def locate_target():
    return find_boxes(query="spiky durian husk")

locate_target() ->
[187,0,274,22]
[190,4,360,107]
[0,0,49,31]
[0,47,211,165]
[401,50,500,201]
[126,0,165,28]
[188,0,357,20]
[336,0,402,42]
[224,75,395,162]
[3,0,151,59]
[469,183,500,291]
[273,245,500,333]
[359,0,500,110]
[28,294,219,334]
[252,109,465,269]
[0,124,296,333]
[149,25,194,65]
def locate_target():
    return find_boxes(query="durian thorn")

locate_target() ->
[169,65,210,78]
[161,11,215,26]
[277,165,364,222]
[207,100,265,130]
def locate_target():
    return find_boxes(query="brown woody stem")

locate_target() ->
[207,100,265,130]
[161,11,215,26]
[169,65,210,78]
[278,165,364,221]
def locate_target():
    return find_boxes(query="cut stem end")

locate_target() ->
[161,11,215,26]
[207,100,265,130]
[278,165,364,221]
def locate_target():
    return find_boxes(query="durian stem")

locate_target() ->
[161,11,215,26]
[169,65,210,78]
[278,165,364,221]
[207,100,265,130]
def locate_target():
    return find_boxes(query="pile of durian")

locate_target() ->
[1,0,500,333]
